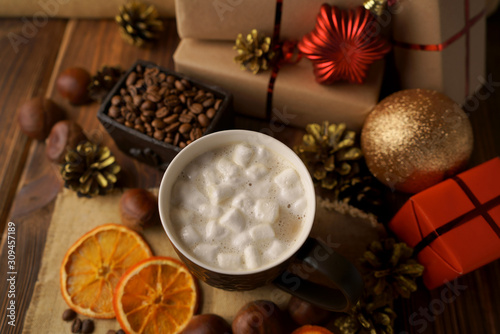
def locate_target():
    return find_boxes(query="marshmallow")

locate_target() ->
[254,199,279,224]
[274,168,300,189]
[233,144,254,167]
[245,163,268,181]
[231,193,254,212]
[279,184,304,204]
[198,203,222,219]
[173,181,208,211]
[232,231,252,248]
[219,208,246,233]
[265,240,285,260]
[180,225,200,246]
[216,158,240,179]
[291,197,307,215]
[254,145,271,164]
[206,219,228,241]
[249,224,275,241]
[217,253,242,269]
[244,245,261,269]
[207,183,234,204]
[170,207,194,226]
[193,244,219,263]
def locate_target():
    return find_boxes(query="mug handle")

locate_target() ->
[273,237,363,312]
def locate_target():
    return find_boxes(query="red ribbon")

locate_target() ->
[413,176,500,255]
[392,0,485,98]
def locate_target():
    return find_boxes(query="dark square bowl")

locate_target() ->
[97,60,233,169]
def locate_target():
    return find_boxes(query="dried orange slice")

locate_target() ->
[113,256,198,334]
[60,224,153,318]
[291,325,334,334]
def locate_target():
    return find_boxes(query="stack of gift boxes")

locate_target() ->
[172,0,499,290]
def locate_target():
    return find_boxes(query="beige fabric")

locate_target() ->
[1,0,175,18]
[23,188,383,332]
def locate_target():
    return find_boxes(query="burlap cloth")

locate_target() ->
[23,188,384,333]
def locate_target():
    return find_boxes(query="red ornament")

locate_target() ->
[298,4,391,84]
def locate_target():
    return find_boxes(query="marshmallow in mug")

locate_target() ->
[169,142,308,271]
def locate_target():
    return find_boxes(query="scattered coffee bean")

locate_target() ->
[62,309,77,321]
[106,65,222,149]
[116,330,126,334]
[81,319,94,333]
[71,318,82,333]
[106,330,116,334]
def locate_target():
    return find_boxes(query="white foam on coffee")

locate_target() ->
[170,142,307,271]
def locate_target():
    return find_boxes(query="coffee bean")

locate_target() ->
[126,72,137,86]
[164,137,173,144]
[146,92,161,103]
[155,107,169,118]
[173,132,180,146]
[194,92,206,103]
[179,114,194,123]
[106,330,116,334]
[206,108,216,119]
[117,330,126,334]
[174,106,184,114]
[152,119,165,129]
[181,78,191,89]
[136,65,143,73]
[202,98,214,108]
[179,141,186,148]
[154,130,165,141]
[198,113,210,127]
[179,123,192,134]
[81,319,94,333]
[179,94,186,104]
[141,100,156,111]
[193,128,203,140]
[71,318,82,333]
[164,95,180,107]
[134,124,145,133]
[214,99,222,110]
[135,79,144,88]
[174,80,185,91]
[111,95,122,106]
[164,114,179,124]
[189,103,203,114]
[62,309,77,321]
[165,122,180,133]
[108,106,120,118]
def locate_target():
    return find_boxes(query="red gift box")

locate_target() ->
[389,158,500,289]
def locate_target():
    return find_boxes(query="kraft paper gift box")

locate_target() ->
[392,0,486,104]
[389,158,500,290]
[175,0,368,41]
[173,38,385,129]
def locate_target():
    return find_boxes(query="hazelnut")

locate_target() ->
[182,314,232,334]
[45,120,87,163]
[56,67,91,105]
[18,97,65,141]
[119,189,158,231]
[232,300,286,334]
[288,296,332,326]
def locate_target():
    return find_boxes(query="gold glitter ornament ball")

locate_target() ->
[361,89,473,193]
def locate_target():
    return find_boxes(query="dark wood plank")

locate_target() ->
[0,19,67,233]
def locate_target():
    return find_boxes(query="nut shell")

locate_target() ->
[56,67,91,105]
[119,189,158,231]
[45,120,87,163]
[182,314,232,334]
[232,300,286,334]
[18,97,66,141]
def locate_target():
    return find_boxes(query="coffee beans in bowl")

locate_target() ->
[97,60,233,169]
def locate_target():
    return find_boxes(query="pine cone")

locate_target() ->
[234,29,274,74]
[335,298,396,334]
[360,239,425,300]
[88,66,124,101]
[115,0,163,47]
[295,122,380,212]
[363,0,387,16]
[61,141,121,197]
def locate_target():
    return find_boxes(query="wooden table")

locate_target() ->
[0,14,499,334]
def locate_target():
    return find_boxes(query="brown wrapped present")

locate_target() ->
[175,0,367,41]
[392,0,486,104]
[173,39,385,129]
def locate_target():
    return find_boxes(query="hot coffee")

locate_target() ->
[169,142,309,271]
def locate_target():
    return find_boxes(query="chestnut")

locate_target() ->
[45,120,87,163]
[119,188,158,231]
[18,97,65,141]
[288,296,332,326]
[232,300,286,334]
[56,67,91,105]
[182,314,232,334]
